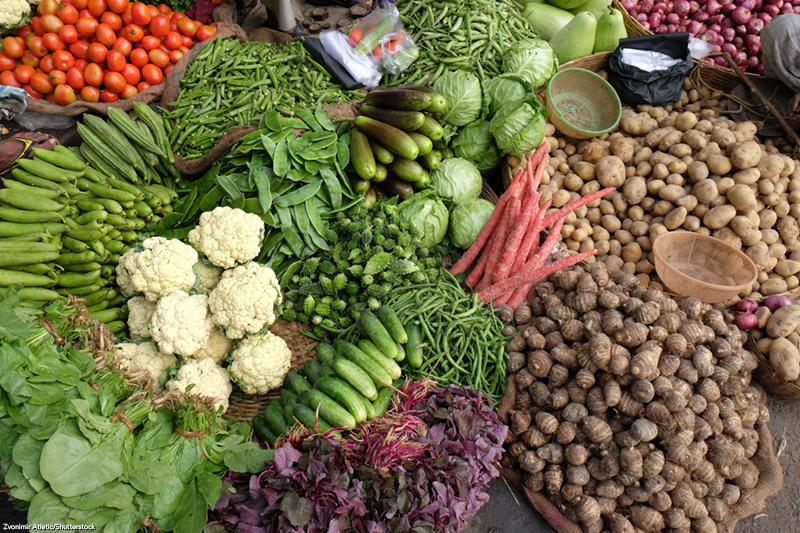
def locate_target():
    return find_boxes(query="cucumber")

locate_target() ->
[412,169,431,191]
[318,376,368,424]
[355,116,419,161]
[252,415,277,446]
[372,382,400,417]
[359,105,426,132]
[264,401,289,436]
[302,360,321,383]
[415,115,444,142]
[357,339,402,380]
[284,372,313,396]
[405,321,424,369]
[387,157,425,183]
[359,392,376,420]
[418,149,441,170]
[408,133,433,156]
[364,89,433,111]
[319,363,337,380]
[404,86,447,113]
[290,402,335,432]
[376,305,408,344]
[369,139,394,165]
[374,163,387,183]
[358,309,398,358]
[378,175,414,200]
[280,389,298,404]
[337,341,393,388]
[394,340,406,361]
[306,389,356,428]
[332,355,378,401]
[351,129,376,180]
[283,397,297,426]
[315,342,337,365]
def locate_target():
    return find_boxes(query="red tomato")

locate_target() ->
[347,28,362,47]
[17,25,34,40]
[177,46,189,54]
[3,37,24,58]
[168,49,183,63]
[163,31,181,50]
[49,70,67,85]
[30,71,55,93]
[71,0,89,9]
[106,49,126,72]
[78,9,98,22]
[111,38,130,57]
[74,58,88,71]
[0,70,22,87]
[66,66,85,88]
[129,48,148,67]
[80,85,100,101]
[131,2,151,25]
[76,17,97,37]
[100,12,123,32]
[169,20,178,33]
[171,12,184,22]
[372,46,383,58]
[120,62,140,84]
[45,92,56,101]
[52,50,75,71]
[148,15,169,38]
[100,88,118,102]
[0,54,17,72]
[125,24,144,42]
[32,17,47,37]
[41,14,64,34]
[96,24,116,46]
[121,5,134,26]
[195,25,216,41]
[147,5,159,18]
[180,35,192,48]
[141,63,162,84]
[58,24,79,43]
[148,48,168,68]
[54,84,76,105]
[120,83,138,99]
[23,84,45,99]
[27,36,49,58]
[83,62,103,84]
[39,54,55,73]
[136,80,150,91]
[162,63,172,75]
[38,0,60,17]
[106,0,128,14]
[87,0,107,18]
[42,33,66,51]
[157,4,171,14]
[157,43,169,55]
[21,51,40,68]
[86,42,108,63]
[104,70,126,92]
[176,17,196,37]
[140,35,160,51]
[68,40,90,60]
[14,64,35,84]
[57,4,79,24]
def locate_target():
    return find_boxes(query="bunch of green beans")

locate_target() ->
[164,38,363,161]
[391,0,540,85]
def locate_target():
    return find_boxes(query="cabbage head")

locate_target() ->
[451,121,502,172]
[431,158,483,205]
[432,70,488,127]
[450,198,495,249]
[483,74,533,118]
[395,190,450,249]
[489,97,548,158]
[502,38,559,90]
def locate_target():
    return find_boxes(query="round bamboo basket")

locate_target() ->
[612,0,653,37]
[747,333,800,400]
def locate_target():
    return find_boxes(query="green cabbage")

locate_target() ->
[450,198,495,249]
[451,121,502,172]
[431,158,483,205]
[489,97,548,158]
[502,39,559,90]
[483,75,533,118]
[431,71,488,127]
[395,190,450,249]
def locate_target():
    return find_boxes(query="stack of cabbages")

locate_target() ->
[500,260,769,533]
[113,206,290,412]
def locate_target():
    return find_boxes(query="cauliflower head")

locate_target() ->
[115,249,138,298]
[0,0,31,32]
[193,328,233,364]
[127,296,156,342]
[166,357,232,413]
[124,237,199,302]
[230,331,292,395]
[112,341,177,392]
[209,262,283,339]
[188,207,265,269]
[150,291,215,357]
[194,258,223,292]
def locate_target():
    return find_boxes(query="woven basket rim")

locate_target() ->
[748,333,800,400]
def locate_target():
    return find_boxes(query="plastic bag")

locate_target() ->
[0,86,27,121]
[607,33,694,107]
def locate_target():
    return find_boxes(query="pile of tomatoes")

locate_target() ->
[0,0,217,105]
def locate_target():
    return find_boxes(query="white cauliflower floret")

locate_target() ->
[150,291,215,357]
[194,258,223,292]
[209,262,282,339]
[0,0,32,32]
[115,249,138,297]
[113,341,177,392]
[192,328,233,364]
[166,357,232,413]
[124,237,198,302]
[230,332,292,395]
[127,296,156,342]
[188,207,264,269]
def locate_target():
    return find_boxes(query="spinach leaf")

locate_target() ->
[222,442,274,474]
[5,461,37,502]
[196,469,223,509]
[28,488,72,531]
[12,432,46,492]
[150,475,184,520]
[172,479,209,533]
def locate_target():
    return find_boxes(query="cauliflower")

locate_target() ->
[188,206,264,269]
[230,331,292,395]
[0,0,31,33]
[209,262,282,339]
[112,341,177,392]
[193,328,233,364]
[194,258,223,292]
[166,357,232,413]
[122,237,199,302]
[115,249,138,298]
[150,291,215,357]
[127,296,156,342]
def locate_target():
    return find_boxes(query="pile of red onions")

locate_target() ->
[733,295,793,330]
[618,0,798,74]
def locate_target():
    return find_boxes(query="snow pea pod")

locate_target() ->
[272,181,321,208]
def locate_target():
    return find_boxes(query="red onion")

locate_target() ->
[735,23,748,34]
[694,10,710,21]
[678,23,688,30]
[712,43,722,51]
[795,4,800,12]
[622,0,637,9]
[736,299,759,313]
[747,17,765,32]
[753,0,763,9]
[722,2,737,13]
[637,12,650,23]
[746,33,761,53]
[765,295,793,311]
[705,57,715,64]
[721,26,736,40]
[667,22,678,30]
[709,23,722,33]
[733,35,744,46]
[766,0,783,5]
[702,29,719,41]
[687,19,704,32]
[654,1,668,11]
[731,6,752,22]
[734,313,758,330]
[674,0,692,13]
[709,14,726,24]
[722,42,738,54]
[747,55,760,69]
[740,0,754,9]
[715,56,728,65]
[667,12,681,23]
[757,64,765,76]
[690,0,701,12]
[650,12,663,25]
[706,0,723,13]
[781,3,794,12]
[657,23,670,31]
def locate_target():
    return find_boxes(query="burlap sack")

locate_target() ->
[24,82,165,117]
[497,381,784,533]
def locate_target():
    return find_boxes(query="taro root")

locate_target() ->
[510,409,532,436]
[519,450,546,473]
[507,351,527,373]
[633,301,661,325]
[576,368,597,389]
[630,505,665,532]
[530,381,551,407]
[545,464,565,493]
[536,412,560,435]
[495,304,514,323]
[514,304,532,325]
[527,350,553,378]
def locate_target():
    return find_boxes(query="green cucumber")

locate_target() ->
[318,376,368,424]
[357,339,402,380]
[408,133,433,156]
[394,340,406,362]
[315,342,337,365]
[306,389,356,428]
[332,355,378,401]
[359,105,426,132]
[319,363,337,380]
[252,415,277,445]
[280,389,298,404]
[372,381,401,417]
[374,163,387,183]
[284,372,313,396]
[376,305,408,344]
[354,116,419,161]
[336,341,393,388]
[405,86,447,113]
[358,309,398,358]
[418,149,441,170]
[264,401,289,436]
[363,89,433,111]
[387,157,425,183]
[290,402,335,432]
[359,392,376,420]
[302,360,321,383]
[415,115,444,142]
[369,139,394,165]
[351,129,376,180]
[405,321,424,369]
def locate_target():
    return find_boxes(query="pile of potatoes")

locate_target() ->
[751,303,800,383]
[498,260,769,533]
[526,78,800,300]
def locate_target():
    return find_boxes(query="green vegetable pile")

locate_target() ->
[281,198,448,335]
[165,38,362,160]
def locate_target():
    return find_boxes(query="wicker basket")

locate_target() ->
[612,0,653,37]
[747,333,800,400]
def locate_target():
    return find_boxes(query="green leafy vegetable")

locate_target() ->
[489,97,549,158]
[483,74,534,118]
[501,38,559,90]
[450,198,496,249]
[430,158,483,205]
[451,121,502,172]
[432,71,487,127]
[395,190,450,249]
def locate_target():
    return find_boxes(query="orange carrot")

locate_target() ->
[464,238,491,287]
[529,148,549,192]
[475,190,521,292]
[494,292,512,306]
[508,283,531,309]
[492,188,541,284]
[513,198,551,275]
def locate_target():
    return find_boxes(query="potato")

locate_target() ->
[602,215,622,233]
[710,128,736,148]
[755,210,777,230]
[757,337,774,355]
[674,111,699,132]
[574,161,596,181]
[762,228,780,245]
[731,168,760,186]
[664,206,688,230]
[693,179,719,205]
[675,195,698,213]
[623,176,647,205]
[628,205,645,221]
[713,227,742,249]
[564,173,584,192]
[778,217,800,244]
[716,177,735,195]
[637,161,654,177]
[668,143,693,159]
[769,337,800,381]
[731,216,755,238]
[610,138,637,163]
[758,179,775,196]
[696,143,722,162]
[683,215,701,231]
[616,229,635,245]
[776,259,800,277]
[668,159,689,175]
[693,203,710,218]
[581,181,601,199]
[769,243,787,259]
[761,278,788,295]
[621,116,659,136]
[622,242,643,263]
[767,304,800,338]
[682,130,707,151]
[583,142,611,164]
[703,205,737,229]
[707,155,733,176]
[551,189,572,208]
[727,184,757,213]
[659,184,687,202]
[742,230,763,247]
[652,200,675,217]
[641,197,656,211]
[733,122,758,141]
[631,220,649,237]
[687,161,710,184]
[757,154,784,181]
[789,276,800,290]
[650,152,678,167]
[730,141,761,170]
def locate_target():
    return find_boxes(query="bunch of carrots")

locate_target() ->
[450,142,615,310]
